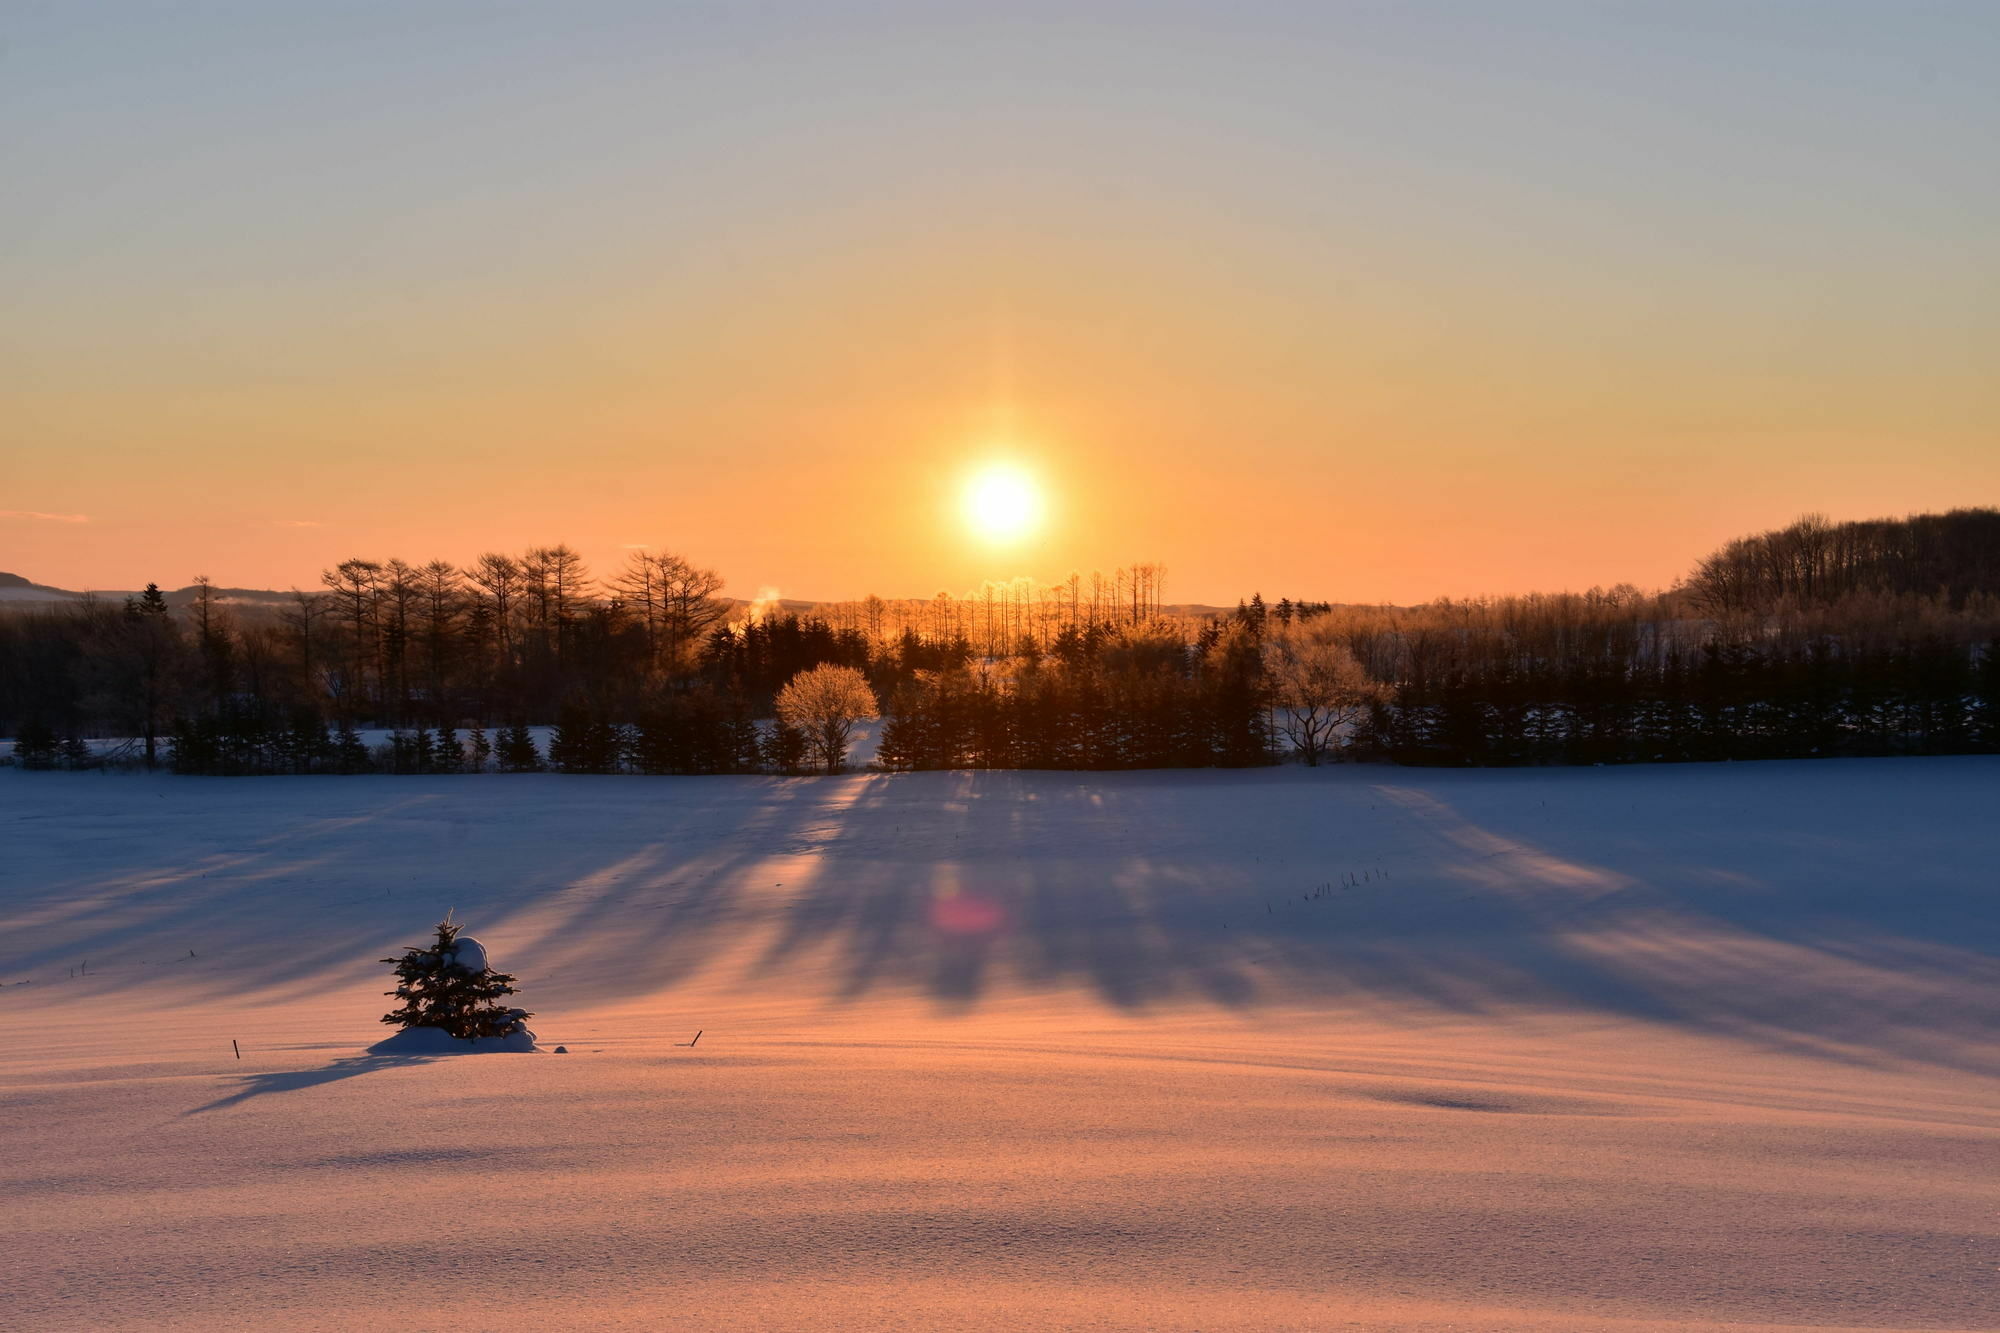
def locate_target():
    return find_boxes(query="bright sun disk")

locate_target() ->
[963,464,1043,543]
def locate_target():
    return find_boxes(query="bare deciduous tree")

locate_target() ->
[1264,622,1382,766]
[614,549,726,678]
[416,560,463,712]
[280,588,327,697]
[320,558,383,712]
[775,663,878,773]
[467,553,522,662]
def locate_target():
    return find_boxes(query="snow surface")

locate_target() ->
[2,758,1997,1330]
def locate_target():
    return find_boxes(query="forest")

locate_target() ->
[2,509,1996,775]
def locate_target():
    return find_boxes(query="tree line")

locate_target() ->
[1347,587,2000,765]
[1687,508,2000,613]
[3,509,1997,774]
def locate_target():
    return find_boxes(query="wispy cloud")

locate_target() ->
[258,519,324,528]
[0,510,89,524]
[620,542,650,549]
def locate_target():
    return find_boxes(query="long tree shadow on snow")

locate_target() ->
[485,760,2000,1074]
[1,775,804,1003]
[15,760,2000,1075]
[185,1031,537,1112]
[186,1054,439,1112]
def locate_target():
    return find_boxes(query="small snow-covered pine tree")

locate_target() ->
[381,917,533,1041]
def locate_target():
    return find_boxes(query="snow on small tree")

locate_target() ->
[1263,622,1383,766]
[775,663,878,773]
[381,917,533,1042]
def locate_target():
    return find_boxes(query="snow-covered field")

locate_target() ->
[3,758,1997,1331]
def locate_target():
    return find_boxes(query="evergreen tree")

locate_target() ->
[380,917,533,1041]
[763,717,809,773]
[549,705,619,772]
[333,721,372,774]
[431,725,462,774]
[167,715,216,774]
[11,720,60,772]
[60,734,93,769]
[874,687,923,771]
[545,711,578,771]
[727,695,763,773]
[11,721,60,770]
[467,725,492,773]
[279,707,329,774]
[1974,638,2000,751]
[496,723,541,772]
[630,703,681,775]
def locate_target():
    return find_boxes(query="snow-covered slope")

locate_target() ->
[3,759,1996,1330]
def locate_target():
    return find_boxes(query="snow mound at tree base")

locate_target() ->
[368,1024,537,1055]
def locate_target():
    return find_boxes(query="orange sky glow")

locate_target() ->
[3,5,1994,604]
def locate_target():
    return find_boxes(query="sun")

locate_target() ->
[962,463,1044,543]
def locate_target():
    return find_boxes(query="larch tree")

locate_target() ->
[542,543,592,667]
[658,554,727,676]
[611,549,666,665]
[381,559,422,717]
[321,558,384,714]
[416,560,463,709]
[280,588,327,700]
[610,549,724,678]
[467,552,522,664]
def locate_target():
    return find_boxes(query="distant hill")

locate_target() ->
[0,573,78,604]
[0,574,297,610]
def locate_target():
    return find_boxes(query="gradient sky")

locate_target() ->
[4,1,1996,603]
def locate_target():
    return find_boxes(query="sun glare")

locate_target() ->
[962,464,1043,543]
